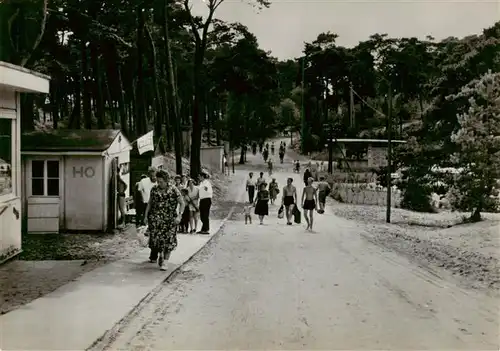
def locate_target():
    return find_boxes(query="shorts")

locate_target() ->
[318,191,327,204]
[303,199,316,210]
[284,196,294,207]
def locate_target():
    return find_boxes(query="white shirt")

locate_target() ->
[199,179,213,199]
[138,177,156,203]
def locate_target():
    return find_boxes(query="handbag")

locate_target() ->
[136,225,150,247]
[186,195,199,212]
[278,205,284,219]
[293,206,301,224]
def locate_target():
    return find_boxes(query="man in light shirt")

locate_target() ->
[198,172,213,234]
[137,167,157,226]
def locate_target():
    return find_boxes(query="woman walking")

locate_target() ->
[254,182,270,225]
[145,170,185,270]
[269,178,279,204]
[186,178,200,233]
[303,168,312,186]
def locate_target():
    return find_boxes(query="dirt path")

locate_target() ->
[94,155,500,350]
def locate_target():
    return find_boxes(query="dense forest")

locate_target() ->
[0,0,499,219]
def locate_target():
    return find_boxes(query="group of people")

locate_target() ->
[134,167,214,270]
[244,170,331,231]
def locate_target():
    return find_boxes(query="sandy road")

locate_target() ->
[94,143,499,350]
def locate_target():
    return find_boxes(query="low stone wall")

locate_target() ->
[331,183,402,207]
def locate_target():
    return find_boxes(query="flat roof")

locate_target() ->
[22,129,122,152]
[0,61,50,93]
[333,139,406,143]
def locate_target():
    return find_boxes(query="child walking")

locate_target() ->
[244,203,253,224]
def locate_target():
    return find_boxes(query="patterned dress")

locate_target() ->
[147,185,181,254]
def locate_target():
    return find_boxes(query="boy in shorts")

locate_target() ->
[244,203,253,224]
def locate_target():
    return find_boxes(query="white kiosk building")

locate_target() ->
[0,61,50,263]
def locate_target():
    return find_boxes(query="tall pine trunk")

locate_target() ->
[162,0,182,174]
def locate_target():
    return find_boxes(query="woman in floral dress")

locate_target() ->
[145,171,185,270]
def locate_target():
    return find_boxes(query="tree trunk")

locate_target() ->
[190,52,203,179]
[81,42,92,129]
[135,6,147,135]
[206,95,211,145]
[91,44,105,128]
[145,24,164,142]
[20,94,35,131]
[160,61,172,150]
[49,79,59,129]
[163,0,182,174]
[71,74,82,129]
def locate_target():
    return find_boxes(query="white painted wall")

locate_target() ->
[64,156,104,231]
[105,132,132,196]
[0,90,22,262]
[201,146,224,173]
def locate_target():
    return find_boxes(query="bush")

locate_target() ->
[398,170,436,213]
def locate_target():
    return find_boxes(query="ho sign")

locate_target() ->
[73,166,95,178]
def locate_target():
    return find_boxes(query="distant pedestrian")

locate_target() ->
[145,170,185,270]
[267,158,273,176]
[198,172,213,234]
[117,165,128,225]
[279,149,284,163]
[174,175,182,189]
[256,172,266,188]
[301,177,318,231]
[246,172,256,203]
[317,176,331,213]
[223,153,230,176]
[186,178,200,233]
[303,168,312,186]
[281,177,297,225]
[271,142,275,155]
[134,175,147,226]
[243,203,253,224]
[294,160,300,173]
[137,168,157,226]
[181,174,188,188]
[254,182,270,225]
[269,178,279,204]
[179,188,191,233]
[263,148,269,162]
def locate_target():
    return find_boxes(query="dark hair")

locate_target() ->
[156,170,169,180]
[319,176,325,181]
[260,172,264,176]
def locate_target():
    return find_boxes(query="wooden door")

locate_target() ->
[108,157,118,231]
[26,158,61,233]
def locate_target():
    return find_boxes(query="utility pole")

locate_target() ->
[323,123,334,174]
[300,57,306,153]
[349,82,355,129]
[386,83,393,223]
[232,147,235,174]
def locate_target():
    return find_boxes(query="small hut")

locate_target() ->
[21,129,132,233]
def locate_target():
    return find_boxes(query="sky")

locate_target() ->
[192,0,499,60]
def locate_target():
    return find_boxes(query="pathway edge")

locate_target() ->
[87,177,246,351]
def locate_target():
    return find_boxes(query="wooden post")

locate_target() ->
[386,84,392,223]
